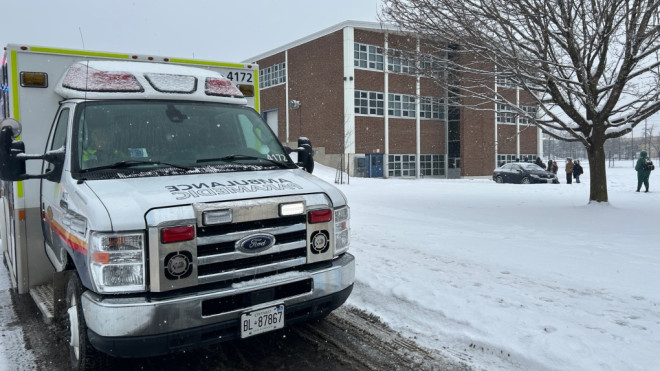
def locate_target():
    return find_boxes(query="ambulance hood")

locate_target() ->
[84,169,347,231]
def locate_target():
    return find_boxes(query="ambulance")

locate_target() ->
[0,44,353,369]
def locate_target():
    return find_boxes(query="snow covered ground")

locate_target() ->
[316,161,659,371]
[1,160,658,370]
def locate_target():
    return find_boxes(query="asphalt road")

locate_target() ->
[3,264,470,371]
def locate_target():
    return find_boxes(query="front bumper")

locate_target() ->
[83,253,354,357]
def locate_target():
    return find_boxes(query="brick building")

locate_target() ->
[245,21,542,178]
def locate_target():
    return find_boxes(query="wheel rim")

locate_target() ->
[496,176,503,183]
[68,294,81,360]
[522,178,530,184]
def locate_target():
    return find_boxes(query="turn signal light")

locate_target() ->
[20,72,48,87]
[308,209,332,224]
[161,225,195,243]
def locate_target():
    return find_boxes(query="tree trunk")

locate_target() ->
[586,139,608,203]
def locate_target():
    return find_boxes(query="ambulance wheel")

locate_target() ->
[65,273,109,370]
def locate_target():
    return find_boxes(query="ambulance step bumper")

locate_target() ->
[29,284,54,325]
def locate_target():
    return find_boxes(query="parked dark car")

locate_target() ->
[493,162,558,184]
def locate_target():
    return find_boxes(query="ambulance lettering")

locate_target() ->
[166,178,303,200]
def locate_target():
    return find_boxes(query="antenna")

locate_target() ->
[78,27,86,50]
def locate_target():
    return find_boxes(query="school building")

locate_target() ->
[245,21,542,178]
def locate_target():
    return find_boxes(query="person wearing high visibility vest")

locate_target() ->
[82,126,121,168]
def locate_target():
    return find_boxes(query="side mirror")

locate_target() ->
[297,137,314,174]
[42,149,65,182]
[0,118,65,182]
[0,119,27,181]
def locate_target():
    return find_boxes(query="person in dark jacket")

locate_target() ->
[547,159,553,172]
[573,160,583,183]
[535,157,545,168]
[635,151,653,192]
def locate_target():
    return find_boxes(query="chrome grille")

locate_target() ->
[196,215,307,284]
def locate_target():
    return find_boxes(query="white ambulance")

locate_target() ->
[0,44,353,369]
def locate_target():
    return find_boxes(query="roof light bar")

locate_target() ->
[62,63,144,92]
[205,77,243,98]
[145,73,197,93]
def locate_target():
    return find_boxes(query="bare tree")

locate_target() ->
[381,0,660,202]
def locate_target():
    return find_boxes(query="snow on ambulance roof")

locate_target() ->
[54,60,247,104]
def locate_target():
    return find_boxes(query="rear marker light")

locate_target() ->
[308,209,332,224]
[161,225,195,243]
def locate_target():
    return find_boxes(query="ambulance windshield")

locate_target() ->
[74,101,294,176]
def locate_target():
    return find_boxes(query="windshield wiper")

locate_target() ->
[197,154,291,169]
[80,160,193,173]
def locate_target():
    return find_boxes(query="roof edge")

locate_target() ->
[242,20,405,63]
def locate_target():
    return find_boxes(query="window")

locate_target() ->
[387,49,415,74]
[388,94,416,117]
[419,55,445,76]
[420,97,445,119]
[519,105,537,125]
[496,104,516,124]
[355,90,384,116]
[354,43,384,70]
[497,104,537,125]
[259,62,286,89]
[496,74,517,88]
[388,154,445,177]
[497,154,538,165]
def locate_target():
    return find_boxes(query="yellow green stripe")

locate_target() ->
[27,46,131,59]
[169,58,246,69]
[253,70,260,112]
[9,51,23,198]
[10,50,20,122]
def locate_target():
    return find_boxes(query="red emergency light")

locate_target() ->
[61,63,144,92]
[161,225,195,244]
[205,77,244,98]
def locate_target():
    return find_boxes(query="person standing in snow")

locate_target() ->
[634,150,653,192]
[535,157,545,168]
[547,159,553,171]
[565,158,574,184]
[552,160,559,175]
[573,160,583,183]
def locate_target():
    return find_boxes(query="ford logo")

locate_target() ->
[236,233,276,253]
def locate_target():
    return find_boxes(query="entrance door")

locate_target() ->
[263,110,278,137]
[366,154,384,178]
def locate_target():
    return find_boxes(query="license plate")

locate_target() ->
[240,305,285,338]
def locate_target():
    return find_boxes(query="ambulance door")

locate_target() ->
[40,107,70,269]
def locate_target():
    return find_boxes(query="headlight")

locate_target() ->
[334,206,350,255]
[88,231,146,293]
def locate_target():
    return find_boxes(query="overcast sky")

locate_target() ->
[3,0,658,133]
[2,0,381,62]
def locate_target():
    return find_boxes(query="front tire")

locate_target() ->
[495,176,504,183]
[65,273,110,370]
[521,177,531,184]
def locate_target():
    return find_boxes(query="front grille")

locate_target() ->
[195,214,308,285]
[147,194,332,293]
